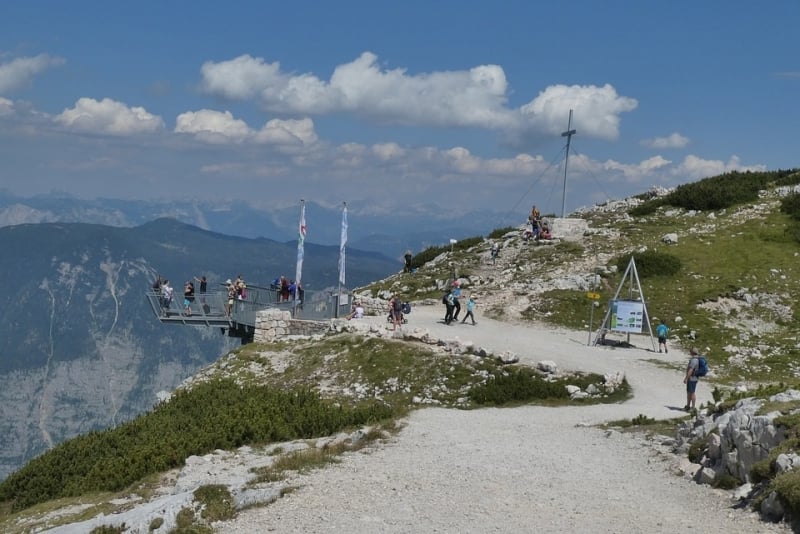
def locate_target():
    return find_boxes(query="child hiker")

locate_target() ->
[461,295,477,325]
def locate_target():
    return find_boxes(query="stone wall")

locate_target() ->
[253,308,329,343]
[347,294,389,317]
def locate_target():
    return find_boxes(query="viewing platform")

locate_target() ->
[146,283,349,342]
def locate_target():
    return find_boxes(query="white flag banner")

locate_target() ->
[338,204,348,287]
[295,201,306,288]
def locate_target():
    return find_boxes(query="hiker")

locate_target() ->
[451,281,462,322]
[490,242,499,265]
[183,280,194,316]
[389,294,403,331]
[461,295,477,325]
[161,280,174,315]
[403,250,413,273]
[656,319,669,353]
[193,275,208,293]
[152,275,163,295]
[683,347,700,411]
[443,289,455,325]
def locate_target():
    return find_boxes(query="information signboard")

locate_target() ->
[609,299,644,333]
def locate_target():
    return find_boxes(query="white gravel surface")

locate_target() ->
[219,305,790,533]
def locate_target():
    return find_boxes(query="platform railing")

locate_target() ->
[146,284,353,328]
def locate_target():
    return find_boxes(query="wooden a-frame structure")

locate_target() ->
[593,256,657,351]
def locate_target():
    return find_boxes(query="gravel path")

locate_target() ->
[220,305,789,533]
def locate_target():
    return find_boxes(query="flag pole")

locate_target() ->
[294,199,306,315]
[336,201,348,318]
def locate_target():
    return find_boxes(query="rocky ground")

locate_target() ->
[31,195,799,533]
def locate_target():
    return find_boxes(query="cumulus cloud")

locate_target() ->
[175,109,318,147]
[603,155,673,182]
[54,97,164,135]
[519,84,638,140]
[198,52,637,139]
[253,118,318,146]
[0,54,65,95]
[675,155,766,179]
[641,132,689,149]
[175,109,250,143]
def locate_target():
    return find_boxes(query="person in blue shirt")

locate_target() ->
[451,281,462,322]
[461,295,477,325]
[656,319,669,353]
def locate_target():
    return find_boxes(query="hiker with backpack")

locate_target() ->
[442,289,455,325]
[683,347,708,412]
[656,319,669,353]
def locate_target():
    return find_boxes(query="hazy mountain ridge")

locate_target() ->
[0,218,399,481]
[0,192,516,257]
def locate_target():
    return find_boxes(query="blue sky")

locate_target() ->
[1,1,798,219]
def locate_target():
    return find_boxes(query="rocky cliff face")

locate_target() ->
[0,246,237,480]
[0,218,397,481]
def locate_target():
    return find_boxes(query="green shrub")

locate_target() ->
[90,525,127,534]
[615,250,681,278]
[628,199,663,217]
[780,192,800,221]
[630,414,656,426]
[750,457,774,483]
[771,470,800,518]
[194,484,236,522]
[712,473,742,490]
[469,367,566,405]
[663,169,799,211]
[409,236,484,269]
[488,226,516,239]
[0,379,394,512]
[687,439,707,464]
[468,367,627,406]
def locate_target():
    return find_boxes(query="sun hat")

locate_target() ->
[225,279,232,284]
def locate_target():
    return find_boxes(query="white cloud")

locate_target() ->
[175,109,318,147]
[253,117,318,146]
[175,109,250,143]
[603,155,672,182]
[197,53,636,140]
[0,54,65,95]
[519,84,638,140]
[640,132,689,149]
[199,55,283,100]
[371,143,405,161]
[54,97,164,135]
[675,155,766,179]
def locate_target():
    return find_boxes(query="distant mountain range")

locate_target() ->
[0,218,399,481]
[0,191,519,258]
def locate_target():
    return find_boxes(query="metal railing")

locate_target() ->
[146,283,352,330]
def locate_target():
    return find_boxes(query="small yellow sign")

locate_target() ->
[586,292,601,300]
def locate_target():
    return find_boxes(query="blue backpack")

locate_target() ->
[695,356,709,377]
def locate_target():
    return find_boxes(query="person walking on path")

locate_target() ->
[451,281,462,322]
[389,294,403,331]
[443,290,455,325]
[656,319,669,353]
[683,347,700,411]
[461,295,477,325]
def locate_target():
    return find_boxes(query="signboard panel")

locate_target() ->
[609,300,644,333]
